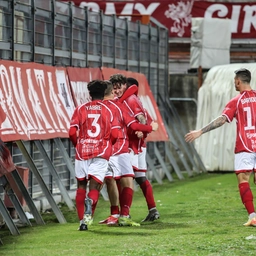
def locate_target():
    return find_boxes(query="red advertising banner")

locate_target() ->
[101,67,169,142]
[65,0,256,39]
[67,67,103,106]
[0,60,75,142]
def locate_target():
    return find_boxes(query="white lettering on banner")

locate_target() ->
[79,2,159,21]
[230,6,241,33]
[105,3,115,15]
[205,4,256,33]
[70,81,90,105]
[0,65,22,134]
[47,72,63,133]
[118,3,133,17]
[50,70,71,131]
[243,5,256,33]
[7,67,26,134]
[0,63,72,138]
[30,69,54,133]
[205,4,228,18]
[134,3,160,15]
[45,72,61,132]
[79,2,100,12]
[55,70,73,118]
[10,66,35,137]
[139,95,157,120]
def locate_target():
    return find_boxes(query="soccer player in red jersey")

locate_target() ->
[99,81,159,226]
[109,74,160,222]
[69,80,120,231]
[185,68,256,227]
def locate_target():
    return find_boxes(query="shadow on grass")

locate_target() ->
[140,221,190,229]
[89,221,190,236]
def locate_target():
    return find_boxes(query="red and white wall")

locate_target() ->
[0,61,168,142]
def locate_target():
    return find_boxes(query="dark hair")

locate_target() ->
[104,80,113,96]
[234,68,251,84]
[109,74,126,86]
[87,80,107,100]
[127,77,139,88]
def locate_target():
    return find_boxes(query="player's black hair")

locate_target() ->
[126,77,139,88]
[87,80,107,100]
[234,68,251,84]
[104,80,113,96]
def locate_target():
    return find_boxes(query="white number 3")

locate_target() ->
[88,113,100,137]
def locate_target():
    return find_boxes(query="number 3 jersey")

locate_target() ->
[222,90,256,153]
[70,100,119,160]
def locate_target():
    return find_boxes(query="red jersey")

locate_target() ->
[103,100,135,155]
[70,100,119,160]
[119,85,148,154]
[103,99,152,155]
[222,90,256,153]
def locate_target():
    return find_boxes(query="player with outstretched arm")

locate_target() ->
[185,68,256,227]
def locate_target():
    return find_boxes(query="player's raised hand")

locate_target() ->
[151,121,158,131]
[184,130,202,143]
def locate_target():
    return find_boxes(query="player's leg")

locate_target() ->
[86,157,108,225]
[99,156,120,224]
[99,176,120,224]
[133,147,160,222]
[235,152,256,226]
[119,176,134,216]
[118,153,140,226]
[75,159,88,231]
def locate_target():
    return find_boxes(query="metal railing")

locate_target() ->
[0,0,169,200]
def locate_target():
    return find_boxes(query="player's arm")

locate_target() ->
[129,121,158,132]
[122,104,158,132]
[110,128,119,144]
[69,126,78,147]
[136,113,147,124]
[69,107,80,147]
[185,115,227,143]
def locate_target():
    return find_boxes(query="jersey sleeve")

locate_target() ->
[222,97,238,123]
[70,106,80,128]
[129,122,152,133]
[69,126,77,147]
[125,95,145,118]
[120,103,137,127]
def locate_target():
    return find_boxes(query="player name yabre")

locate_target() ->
[85,105,102,110]
[241,97,256,104]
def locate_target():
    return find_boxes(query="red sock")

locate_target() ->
[110,205,119,215]
[76,188,86,220]
[120,187,133,216]
[87,189,100,216]
[239,182,255,214]
[140,180,156,210]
